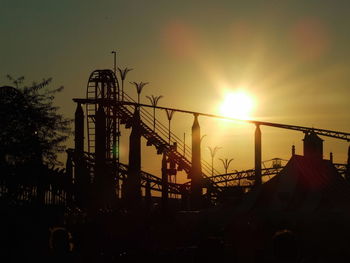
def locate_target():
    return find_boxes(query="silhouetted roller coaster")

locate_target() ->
[70,69,350,210]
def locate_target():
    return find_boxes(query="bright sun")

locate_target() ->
[219,91,254,120]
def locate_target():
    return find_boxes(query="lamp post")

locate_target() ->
[208,146,221,176]
[146,95,163,131]
[118,67,133,101]
[111,51,117,75]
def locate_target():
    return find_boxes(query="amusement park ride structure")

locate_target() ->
[70,68,350,210]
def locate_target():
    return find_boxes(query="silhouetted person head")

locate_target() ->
[48,228,79,263]
[50,228,72,254]
[273,229,299,262]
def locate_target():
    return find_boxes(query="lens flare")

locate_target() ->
[219,91,254,120]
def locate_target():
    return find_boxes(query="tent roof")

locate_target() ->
[242,155,350,214]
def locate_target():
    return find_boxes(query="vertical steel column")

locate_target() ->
[95,105,106,165]
[65,150,73,205]
[75,103,84,155]
[180,185,188,210]
[95,105,111,208]
[161,153,168,212]
[112,70,120,199]
[111,68,120,200]
[145,180,152,211]
[74,103,85,204]
[190,114,202,209]
[330,152,333,163]
[116,80,120,200]
[346,145,350,181]
[255,124,262,186]
[126,108,142,208]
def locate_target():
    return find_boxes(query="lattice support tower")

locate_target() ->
[85,70,120,197]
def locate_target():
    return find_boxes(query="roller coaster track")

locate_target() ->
[75,95,349,193]
[120,93,225,193]
[120,92,220,180]
[80,151,184,195]
[208,163,348,186]
[74,70,350,196]
[74,69,222,193]
[122,102,350,142]
[118,162,184,195]
[72,150,347,197]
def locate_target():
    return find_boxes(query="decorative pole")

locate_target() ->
[146,95,163,131]
[220,158,234,187]
[165,109,175,144]
[219,158,234,174]
[118,67,133,101]
[208,146,221,177]
[130,81,148,105]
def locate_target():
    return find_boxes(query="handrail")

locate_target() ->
[122,92,219,176]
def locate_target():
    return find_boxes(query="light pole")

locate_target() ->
[208,146,221,176]
[146,95,163,131]
[118,67,133,101]
[111,51,116,75]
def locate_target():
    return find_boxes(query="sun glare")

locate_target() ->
[219,91,254,120]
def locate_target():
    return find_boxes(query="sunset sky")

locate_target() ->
[1,0,350,181]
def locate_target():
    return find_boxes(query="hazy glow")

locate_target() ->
[219,91,254,120]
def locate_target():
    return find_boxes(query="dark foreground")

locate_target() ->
[2,204,350,263]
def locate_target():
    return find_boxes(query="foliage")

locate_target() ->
[0,75,71,166]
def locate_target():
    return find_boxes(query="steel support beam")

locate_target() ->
[190,114,202,209]
[125,108,142,208]
[255,124,262,186]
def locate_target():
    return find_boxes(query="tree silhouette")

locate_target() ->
[0,76,71,166]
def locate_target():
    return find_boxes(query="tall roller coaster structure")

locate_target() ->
[70,68,350,210]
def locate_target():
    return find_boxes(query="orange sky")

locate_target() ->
[1,0,349,182]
